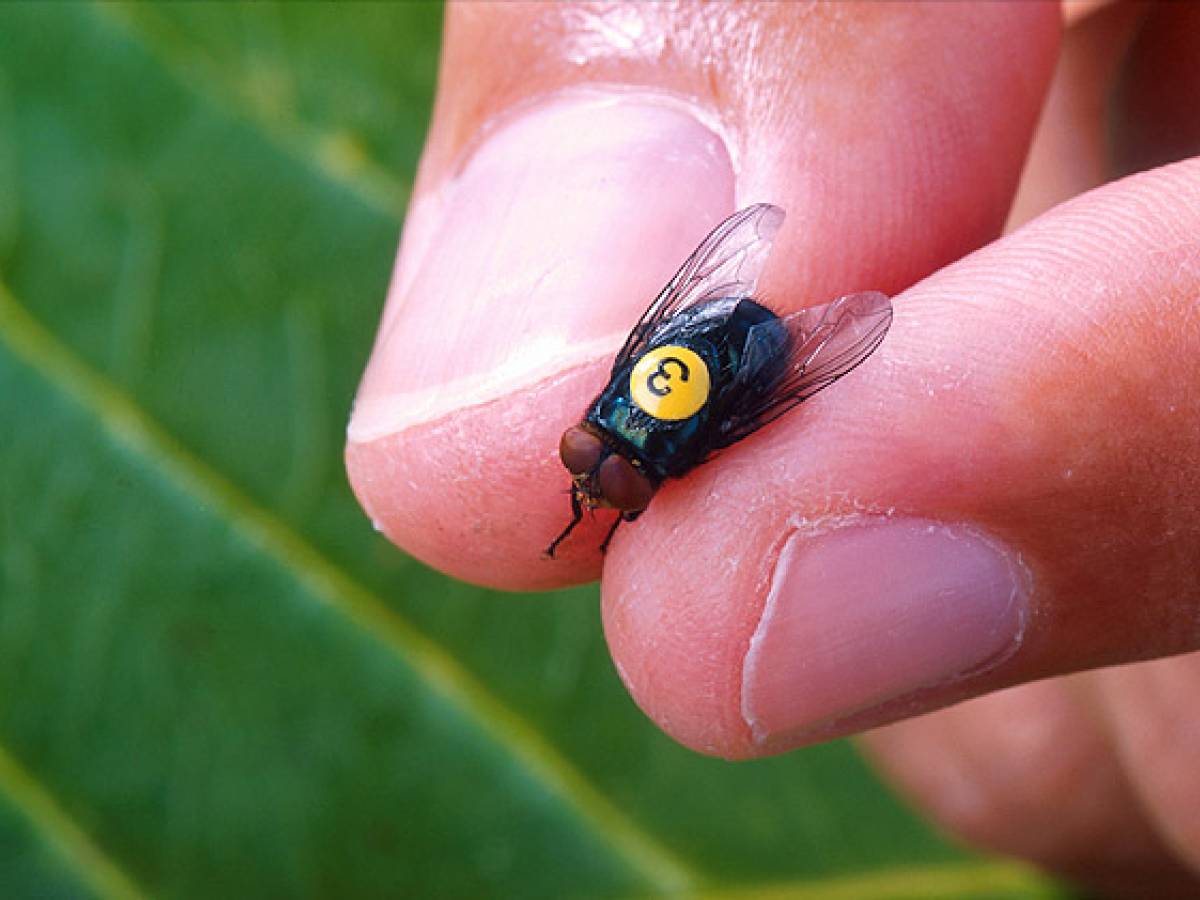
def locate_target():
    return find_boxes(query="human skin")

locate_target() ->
[346,3,1200,895]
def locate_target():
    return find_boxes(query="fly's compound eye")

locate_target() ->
[559,426,605,476]
[630,345,711,421]
[597,455,655,512]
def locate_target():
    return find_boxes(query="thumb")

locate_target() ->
[344,2,1060,589]
[602,159,1200,758]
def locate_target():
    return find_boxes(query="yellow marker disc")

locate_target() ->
[630,345,711,421]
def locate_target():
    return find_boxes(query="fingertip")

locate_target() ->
[602,159,1200,760]
[345,362,611,591]
[601,472,781,759]
[344,90,738,588]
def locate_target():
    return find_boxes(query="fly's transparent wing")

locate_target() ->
[714,291,893,447]
[612,203,786,372]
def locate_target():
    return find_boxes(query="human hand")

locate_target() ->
[346,3,1200,895]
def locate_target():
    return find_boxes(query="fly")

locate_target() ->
[546,203,893,557]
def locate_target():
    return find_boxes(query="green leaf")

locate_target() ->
[0,3,1064,898]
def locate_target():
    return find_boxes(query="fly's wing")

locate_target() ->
[713,291,893,448]
[611,203,786,372]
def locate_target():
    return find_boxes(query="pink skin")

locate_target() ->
[347,2,1057,585]
[347,2,1200,894]
[604,163,1200,756]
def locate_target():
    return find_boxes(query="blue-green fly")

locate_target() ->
[547,204,893,557]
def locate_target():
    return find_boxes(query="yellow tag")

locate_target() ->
[630,346,711,421]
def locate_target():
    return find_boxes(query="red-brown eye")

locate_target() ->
[559,426,605,476]
[597,455,655,512]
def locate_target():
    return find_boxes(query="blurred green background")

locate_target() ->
[0,4,1066,898]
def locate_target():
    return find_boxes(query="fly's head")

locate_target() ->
[559,425,655,513]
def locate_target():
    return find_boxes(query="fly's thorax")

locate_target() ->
[587,330,732,481]
[629,345,711,420]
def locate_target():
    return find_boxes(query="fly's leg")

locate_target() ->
[600,509,641,554]
[545,490,584,559]
[599,516,621,555]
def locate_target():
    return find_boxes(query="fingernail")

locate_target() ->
[348,89,735,443]
[742,519,1029,744]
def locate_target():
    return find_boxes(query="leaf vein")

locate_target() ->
[91,1,410,220]
[0,279,698,894]
[0,740,149,900]
[677,859,1059,899]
